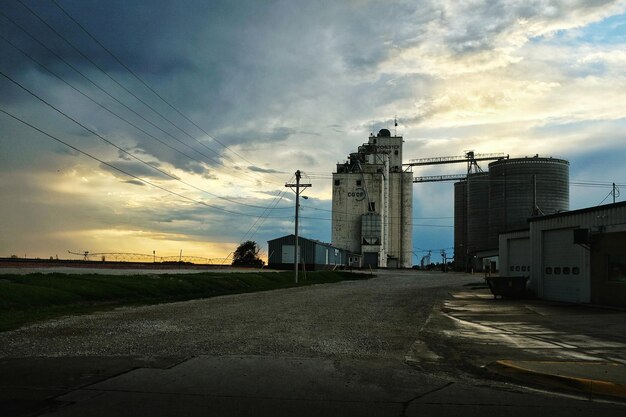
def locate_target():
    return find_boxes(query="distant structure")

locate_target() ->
[332,129,413,268]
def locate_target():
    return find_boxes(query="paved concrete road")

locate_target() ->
[2,270,626,416]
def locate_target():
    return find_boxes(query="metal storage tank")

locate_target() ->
[488,156,569,248]
[454,180,467,270]
[361,213,382,245]
[467,172,490,256]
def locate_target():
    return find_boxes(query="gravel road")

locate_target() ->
[0,270,476,359]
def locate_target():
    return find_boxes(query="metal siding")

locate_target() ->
[467,172,490,253]
[313,243,328,265]
[302,239,315,265]
[489,158,569,248]
[531,204,626,301]
[268,240,281,265]
[454,181,468,269]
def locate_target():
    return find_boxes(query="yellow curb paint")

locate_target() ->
[495,360,626,399]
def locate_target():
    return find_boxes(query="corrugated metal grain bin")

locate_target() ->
[488,157,569,248]
[467,172,490,254]
[454,180,467,270]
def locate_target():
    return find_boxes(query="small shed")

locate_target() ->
[267,235,359,270]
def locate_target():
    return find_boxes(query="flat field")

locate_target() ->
[0,270,368,331]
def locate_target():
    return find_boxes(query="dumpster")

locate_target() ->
[485,276,530,299]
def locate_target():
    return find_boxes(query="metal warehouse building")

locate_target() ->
[499,202,626,307]
[267,235,360,270]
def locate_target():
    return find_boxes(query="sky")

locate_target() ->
[1,0,625,264]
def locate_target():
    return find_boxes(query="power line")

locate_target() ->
[3,6,280,187]
[0,106,291,219]
[51,0,282,183]
[0,68,290,212]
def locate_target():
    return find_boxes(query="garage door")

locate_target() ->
[507,238,530,277]
[542,228,589,303]
[282,245,300,264]
[363,252,378,268]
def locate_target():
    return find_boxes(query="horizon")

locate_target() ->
[1,0,625,263]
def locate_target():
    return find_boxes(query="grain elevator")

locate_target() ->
[332,129,413,268]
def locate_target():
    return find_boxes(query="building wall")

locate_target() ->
[590,230,626,307]
[529,203,626,303]
[332,166,387,255]
[400,171,413,267]
[267,235,350,270]
[386,171,413,267]
[499,230,531,278]
[367,134,403,171]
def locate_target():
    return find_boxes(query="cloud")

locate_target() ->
[248,166,285,174]
[124,179,145,186]
[1,0,626,259]
[98,160,177,182]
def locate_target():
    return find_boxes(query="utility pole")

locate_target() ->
[441,249,447,273]
[613,182,617,204]
[286,170,311,283]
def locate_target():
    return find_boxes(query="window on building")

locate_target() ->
[554,267,561,275]
[334,179,340,186]
[609,254,626,283]
[394,150,399,156]
[528,266,531,272]
[510,266,514,272]
[563,267,570,275]
[356,180,362,186]
[368,202,375,212]
[573,267,580,275]
[546,267,552,274]
[522,266,527,272]
[515,266,521,271]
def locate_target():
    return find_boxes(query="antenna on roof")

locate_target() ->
[394,115,398,136]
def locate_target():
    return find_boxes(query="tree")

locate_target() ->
[232,240,264,267]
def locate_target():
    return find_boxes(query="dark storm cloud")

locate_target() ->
[124,179,145,186]
[215,127,297,147]
[248,166,285,174]
[98,160,176,182]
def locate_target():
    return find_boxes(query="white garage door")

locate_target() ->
[507,238,530,277]
[542,228,589,303]
[281,245,300,264]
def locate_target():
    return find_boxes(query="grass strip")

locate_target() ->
[0,270,369,332]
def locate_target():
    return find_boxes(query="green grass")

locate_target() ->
[0,271,369,332]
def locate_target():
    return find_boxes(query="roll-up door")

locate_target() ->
[508,238,530,277]
[542,228,589,303]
